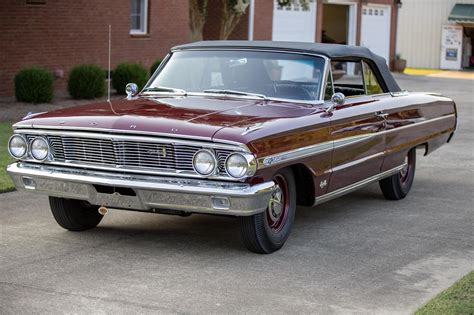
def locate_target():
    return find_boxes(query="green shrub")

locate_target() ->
[68,64,105,99]
[112,63,148,94]
[150,59,163,75]
[14,68,54,103]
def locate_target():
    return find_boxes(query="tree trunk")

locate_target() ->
[189,0,208,41]
[219,0,249,40]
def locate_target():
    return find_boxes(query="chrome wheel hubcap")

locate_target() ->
[400,155,409,178]
[268,186,283,222]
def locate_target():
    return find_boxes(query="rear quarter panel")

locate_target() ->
[377,92,456,172]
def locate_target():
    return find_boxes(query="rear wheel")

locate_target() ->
[240,168,296,254]
[379,149,416,200]
[49,197,103,231]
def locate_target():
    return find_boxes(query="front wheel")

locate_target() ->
[239,168,296,254]
[379,148,416,200]
[49,197,103,231]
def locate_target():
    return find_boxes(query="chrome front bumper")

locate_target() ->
[7,163,276,216]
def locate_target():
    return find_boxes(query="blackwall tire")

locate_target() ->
[379,149,416,200]
[239,168,296,254]
[49,197,103,231]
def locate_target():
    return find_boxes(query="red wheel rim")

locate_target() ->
[399,152,412,183]
[266,174,290,233]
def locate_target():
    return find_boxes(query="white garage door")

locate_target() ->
[360,5,391,64]
[272,1,316,42]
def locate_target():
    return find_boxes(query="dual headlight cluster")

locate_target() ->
[193,149,256,179]
[8,135,49,161]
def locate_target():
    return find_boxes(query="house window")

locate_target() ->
[130,0,148,34]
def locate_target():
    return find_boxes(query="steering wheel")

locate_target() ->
[272,81,314,101]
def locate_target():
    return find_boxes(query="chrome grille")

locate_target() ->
[37,135,232,175]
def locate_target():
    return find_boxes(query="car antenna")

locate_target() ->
[107,24,111,103]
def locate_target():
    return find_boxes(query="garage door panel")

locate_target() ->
[272,2,316,43]
[361,5,391,64]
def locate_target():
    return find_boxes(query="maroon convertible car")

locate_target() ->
[7,41,457,253]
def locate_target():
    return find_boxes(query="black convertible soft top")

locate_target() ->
[172,40,401,92]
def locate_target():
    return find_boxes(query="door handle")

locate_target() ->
[375,111,389,119]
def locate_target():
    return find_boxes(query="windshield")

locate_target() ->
[146,50,326,101]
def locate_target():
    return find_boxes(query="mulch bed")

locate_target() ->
[0,93,122,123]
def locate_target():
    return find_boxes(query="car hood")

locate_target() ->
[17,96,322,141]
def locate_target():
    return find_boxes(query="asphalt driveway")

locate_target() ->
[1,74,473,314]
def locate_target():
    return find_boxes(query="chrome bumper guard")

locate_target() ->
[7,163,275,216]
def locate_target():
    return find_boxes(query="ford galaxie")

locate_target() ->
[7,41,457,253]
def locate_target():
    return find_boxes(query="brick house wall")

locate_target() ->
[1,0,399,98]
[0,0,191,97]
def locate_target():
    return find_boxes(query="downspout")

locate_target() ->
[248,0,255,40]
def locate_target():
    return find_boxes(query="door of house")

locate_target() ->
[272,1,316,42]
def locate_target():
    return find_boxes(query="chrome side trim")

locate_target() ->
[259,141,333,168]
[256,114,455,169]
[314,164,406,206]
[331,152,384,172]
[383,114,455,134]
[257,133,374,168]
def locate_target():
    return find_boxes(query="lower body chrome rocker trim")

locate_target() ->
[7,162,276,216]
[314,164,406,206]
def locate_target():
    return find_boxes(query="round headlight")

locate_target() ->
[225,153,256,178]
[193,149,217,176]
[8,135,28,159]
[30,137,49,161]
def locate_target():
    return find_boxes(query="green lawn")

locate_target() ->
[0,122,14,193]
[415,271,474,315]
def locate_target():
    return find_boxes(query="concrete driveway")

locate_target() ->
[1,74,473,314]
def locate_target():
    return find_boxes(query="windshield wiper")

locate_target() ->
[142,86,187,95]
[203,89,267,100]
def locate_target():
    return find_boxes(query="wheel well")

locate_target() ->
[290,164,315,207]
[416,143,428,156]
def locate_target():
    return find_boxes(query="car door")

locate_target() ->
[325,60,386,192]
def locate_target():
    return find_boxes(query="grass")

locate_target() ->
[415,271,474,315]
[0,122,14,193]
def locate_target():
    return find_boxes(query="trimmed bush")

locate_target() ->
[14,68,54,103]
[150,59,163,76]
[112,63,148,94]
[68,64,105,99]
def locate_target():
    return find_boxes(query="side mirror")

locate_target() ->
[326,92,345,113]
[125,83,139,100]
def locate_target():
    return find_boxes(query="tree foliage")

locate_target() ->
[277,0,312,11]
